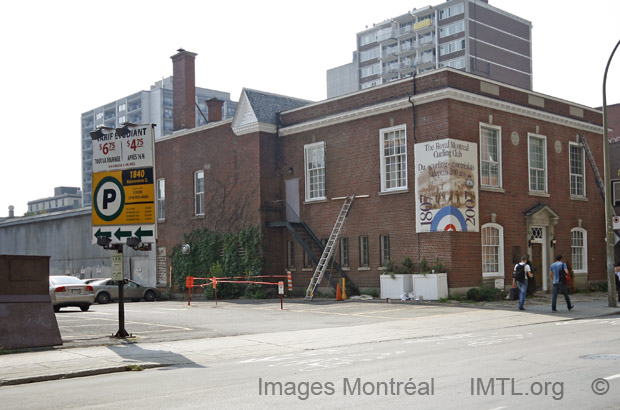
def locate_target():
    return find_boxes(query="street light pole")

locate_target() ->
[602,39,620,308]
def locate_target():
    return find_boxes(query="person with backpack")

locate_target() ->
[513,256,533,311]
[549,254,574,312]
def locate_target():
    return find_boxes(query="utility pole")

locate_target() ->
[602,39,620,308]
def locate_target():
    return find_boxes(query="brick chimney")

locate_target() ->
[206,98,224,123]
[170,48,197,131]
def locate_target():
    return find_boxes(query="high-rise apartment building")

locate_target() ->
[327,0,531,98]
[80,77,238,206]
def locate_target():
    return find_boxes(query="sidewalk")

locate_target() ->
[1,292,618,387]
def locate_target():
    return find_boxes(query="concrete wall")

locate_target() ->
[0,209,159,287]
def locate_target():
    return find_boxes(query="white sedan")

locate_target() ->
[49,276,96,312]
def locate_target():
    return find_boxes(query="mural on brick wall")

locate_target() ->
[415,139,479,232]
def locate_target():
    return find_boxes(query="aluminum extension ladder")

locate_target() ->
[579,134,615,216]
[304,195,355,300]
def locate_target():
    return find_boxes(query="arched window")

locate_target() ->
[571,228,588,273]
[481,223,504,277]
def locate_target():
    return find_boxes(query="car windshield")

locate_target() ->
[50,276,84,285]
[90,279,110,285]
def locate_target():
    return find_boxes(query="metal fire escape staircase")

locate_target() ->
[579,134,616,216]
[305,195,355,300]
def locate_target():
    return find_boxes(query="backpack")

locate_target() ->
[513,263,526,282]
[559,263,568,284]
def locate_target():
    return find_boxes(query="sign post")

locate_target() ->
[278,281,284,310]
[91,123,156,338]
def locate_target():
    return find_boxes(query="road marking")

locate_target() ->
[58,317,193,330]
[605,373,620,380]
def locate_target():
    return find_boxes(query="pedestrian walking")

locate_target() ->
[550,254,574,312]
[513,256,532,311]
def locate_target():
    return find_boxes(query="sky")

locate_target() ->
[1,0,620,217]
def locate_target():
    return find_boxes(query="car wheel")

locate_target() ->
[96,292,110,304]
[80,304,90,312]
[53,305,61,313]
[144,290,156,301]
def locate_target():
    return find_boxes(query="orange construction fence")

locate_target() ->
[185,274,291,307]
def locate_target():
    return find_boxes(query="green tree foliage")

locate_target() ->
[169,226,265,299]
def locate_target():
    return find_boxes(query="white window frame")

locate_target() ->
[360,47,380,62]
[479,123,502,188]
[304,141,326,202]
[569,142,586,197]
[481,223,504,278]
[156,178,165,221]
[380,234,390,267]
[359,236,369,268]
[287,240,295,269]
[528,133,547,193]
[380,125,408,193]
[361,63,381,78]
[340,237,349,267]
[194,170,204,216]
[439,2,464,20]
[570,228,588,273]
[439,57,466,69]
[439,39,465,56]
[613,181,620,206]
[439,20,465,38]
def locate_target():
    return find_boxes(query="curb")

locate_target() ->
[0,363,167,387]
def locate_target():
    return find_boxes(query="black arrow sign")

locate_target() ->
[94,228,112,238]
[135,227,154,240]
[114,227,132,240]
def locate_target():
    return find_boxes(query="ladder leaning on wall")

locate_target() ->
[579,134,616,216]
[304,195,355,301]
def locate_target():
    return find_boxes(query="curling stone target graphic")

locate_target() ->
[429,206,468,232]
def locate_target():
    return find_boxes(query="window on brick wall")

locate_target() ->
[194,170,204,216]
[480,124,502,188]
[380,234,390,267]
[359,236,369,267]
[303,239,313,269]
[380,125,408,192]
[528,133,547,192]
[156,178,165,221]
[481,223,504,277]
[569,143,585,197]
[340,237,349,267]
[287,240,295,269]
[614,181,620,206]
[571,228,587,273]
[304,142,326,201]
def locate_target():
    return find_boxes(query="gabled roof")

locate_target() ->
[524,203,559,220]
[232,88,312,135]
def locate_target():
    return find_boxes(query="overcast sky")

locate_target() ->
[1,0,620,217]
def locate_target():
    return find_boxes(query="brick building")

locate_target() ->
[156,50,606,295]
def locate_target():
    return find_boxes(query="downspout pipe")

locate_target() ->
[408,73,421,273]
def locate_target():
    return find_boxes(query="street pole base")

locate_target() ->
[112,329,131,338]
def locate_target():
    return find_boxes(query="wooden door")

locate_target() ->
[532,243,543,290]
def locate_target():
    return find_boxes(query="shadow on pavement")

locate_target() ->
[107,341,205,369]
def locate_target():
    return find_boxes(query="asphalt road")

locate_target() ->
[53,299,473,348]
[3,312,620,410]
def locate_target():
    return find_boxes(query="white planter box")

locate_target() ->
[380,274,413,299]
[412,273,448,300]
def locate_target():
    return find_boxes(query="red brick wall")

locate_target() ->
[279,91,606,292]
[155,125,263,255]
[154,68,606,294]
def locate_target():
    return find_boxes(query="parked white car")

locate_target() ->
[49,276,96,312]
[90,278,159,304]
